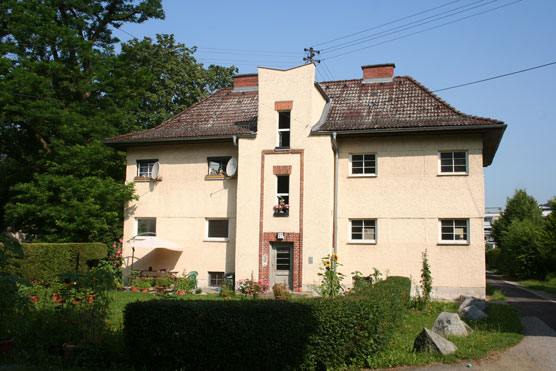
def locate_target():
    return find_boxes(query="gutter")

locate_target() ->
[332,132,338,257]
[103,133,256,149]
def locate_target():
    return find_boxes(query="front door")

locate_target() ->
[271,243,293,290]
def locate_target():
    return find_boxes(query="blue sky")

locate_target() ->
[116,0,556,207]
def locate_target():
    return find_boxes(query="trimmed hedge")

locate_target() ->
[123,276,411,371]
[4,242,107,285]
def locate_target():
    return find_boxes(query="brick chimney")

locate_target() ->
[232,73,258,91]
[361,63,395,83]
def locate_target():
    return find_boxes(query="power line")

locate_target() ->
[433,61,556,92]
[321,60,335,81]
[323,0,521,61]
[313,0,463,48]
[322,0,493,54]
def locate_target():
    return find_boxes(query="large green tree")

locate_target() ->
[0,1,236,244]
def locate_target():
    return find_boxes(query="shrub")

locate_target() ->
[6,243,107,287]
[124,276,411,370]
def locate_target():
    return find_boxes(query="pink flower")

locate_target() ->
[113,263,117,267]
[116,250,121,254]
[119,239,123,243]
[112,244,116,248]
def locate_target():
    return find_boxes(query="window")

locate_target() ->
[209,272,224,287]
[275,175,290,215]
[206,219,229,240]
[350,219,376,243]
[207,156,231,176]
[440,219,469,243]
[350,154,376,176]
[277,111,290,148]
[439,151,467,174]
[137,218,156,236]
[137,159,158,178]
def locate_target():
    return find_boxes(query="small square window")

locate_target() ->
[440,219,469,243]
[206,219,229,240]
[209,272,224,287]
[137,159,158,178]
[350,219,376,243]
[137,218,156,236]
[277,111,290,148]
[350,154,376,176]
[207,157,231,176]
[439,152,467,174]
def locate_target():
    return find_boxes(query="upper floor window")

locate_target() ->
[207,156,231,176]
[206,219,229,241]
[439,219,469,243]
[439,151,467,174]
[275,175,290,216]
[137,218,156,236]
[137,159,158,178]
[349,219,377,243]
[277,111,291,148]
[350,154,376,176]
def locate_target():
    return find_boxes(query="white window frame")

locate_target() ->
[136,218,156,237]
[349,153,377,177]
[136,159,158,178]
[277,111,291,148]
[438,151,468,175]
[438,219,469,244]
[205,219,229,242]
[348,219,377,244]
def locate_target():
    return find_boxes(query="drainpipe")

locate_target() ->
[332,132,338,257]
[233,135,238,147]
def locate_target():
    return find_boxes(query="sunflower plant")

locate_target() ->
[317,254,345,297]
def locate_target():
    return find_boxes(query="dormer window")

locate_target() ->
[277,111,291,148]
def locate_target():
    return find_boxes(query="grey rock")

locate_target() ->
[458,296,487,312]
[432,312,473,336]
[461,305,488,320]
[414,328,458,355]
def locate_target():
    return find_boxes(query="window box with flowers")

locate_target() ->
[273,199,290,217]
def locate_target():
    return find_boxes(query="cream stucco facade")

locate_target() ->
[115,63,504,299]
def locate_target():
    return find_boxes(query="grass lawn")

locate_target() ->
[519,273,556,296]
[486,283,508,301]
[366,302,523,369]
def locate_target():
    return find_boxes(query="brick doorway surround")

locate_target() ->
[260,232,302,291]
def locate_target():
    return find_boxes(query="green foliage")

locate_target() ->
[412,249,432,310]
[489,190,550,280]
[0,1,236,243]
[123,276,411,371]
[491,189,542,249]
[9,242,107,286]
[317,253,345,297]
[540,198,556,272]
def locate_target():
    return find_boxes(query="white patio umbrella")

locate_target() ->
[128,234,184,271]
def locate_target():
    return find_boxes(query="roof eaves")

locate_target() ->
[103,133,256,149]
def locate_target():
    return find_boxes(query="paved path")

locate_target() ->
[407,272,556,371]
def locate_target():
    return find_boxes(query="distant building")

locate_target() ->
[484,207,502,248]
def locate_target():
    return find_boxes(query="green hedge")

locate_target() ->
[123,276,411,371]
[486,248,502,271]
[4,242,107,285]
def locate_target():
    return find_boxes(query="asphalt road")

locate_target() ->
[486,271,556,331]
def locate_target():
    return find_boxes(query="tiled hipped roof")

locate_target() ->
[104,75,505,162]
[104,89,258,144]
[317,76,503,132]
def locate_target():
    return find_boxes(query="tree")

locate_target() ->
[540,198,556,273]
[0,1,235,244]
[501,218,546,279]
[491,189,542,249]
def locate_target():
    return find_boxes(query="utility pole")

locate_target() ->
[303,47,320,64]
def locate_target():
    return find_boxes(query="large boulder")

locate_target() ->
[432,312,473,336]
[414,328,458,355]
[458,296,487,312]
[460,305,488,321]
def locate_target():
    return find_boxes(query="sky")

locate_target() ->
[115,0,556,207]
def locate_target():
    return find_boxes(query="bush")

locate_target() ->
[486,248,502,270]
[124,276,411,370]
[6,243,107,286]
